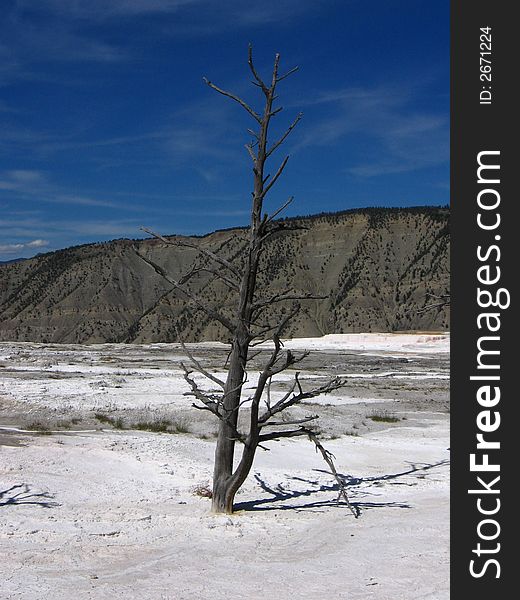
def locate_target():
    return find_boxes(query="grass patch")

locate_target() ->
[131,416,192,434]
[94,413,125,429]
[368,411,401,424]
[134,419,172,433]
[173,418,191,434]
[26,421,52,435]
[94,413,113,424]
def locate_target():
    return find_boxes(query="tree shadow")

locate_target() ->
[0,484,59,508]
[234,459,449,515]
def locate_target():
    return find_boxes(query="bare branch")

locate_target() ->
[276,65,299,82]
[257,424,357,517]
[182,364,222,416]
[265,196,293,222]
[245,143,257,163]
[140,227,242,279]
[245,306,300,445]
[253,291,326,311]
[247,43,269,95]
[268,106,284,117]
[182,365,248,444]
[266,112,303,158]
[203,77,262,123]
[266,375,272,411]
[270,53,281,88]
[133,248,235,333]
[259,374,344,423]
[176,334,226,389]
[260,223,308,242]
[258,427,308,443]
[260,156,289,199]
[265,376,296,411]
[260,415,319,428]
[250,305,300,341]
[179,264,240,292]
[306,430,358,517]
[245,349,263,362]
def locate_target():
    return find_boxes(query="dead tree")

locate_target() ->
[136,46,356,516]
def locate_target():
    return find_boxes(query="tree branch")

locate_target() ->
[265,196,293,222]
[182,364,222,416]
[259,414,319,428]
[248,43,269,95]
[203,77,262,123]
[133,248,235,333]
[140,227,242,280]
[253,291,327,311]
[276,65,299,83]
[260,223,308,242]
[257,425,357,517]
[179,264,240,292]
[266,112,303,158]
[306,430,358,518]
[176,334,226,390]
[245,143,257,163]
[268,106,284,117]
[258,427,308,443]
[260,156,289,199]
[258,374,344,423]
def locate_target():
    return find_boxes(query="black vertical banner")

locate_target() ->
[451,1,515,596]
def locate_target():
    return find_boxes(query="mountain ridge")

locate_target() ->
[0,206,450,343]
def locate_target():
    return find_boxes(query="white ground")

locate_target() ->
[0,334,450,599]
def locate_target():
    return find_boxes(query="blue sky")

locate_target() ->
[0,0,449,260]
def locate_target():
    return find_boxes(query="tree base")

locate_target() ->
[211,480,235,514]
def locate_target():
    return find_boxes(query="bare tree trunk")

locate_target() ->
[211,330,249,513]
[137,47,355,516]
[208,51,275,512]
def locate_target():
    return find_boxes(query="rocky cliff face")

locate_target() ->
[0,207,449,343]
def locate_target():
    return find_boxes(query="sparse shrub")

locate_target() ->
[112,417,125,429]
[368,411,400,424]
[172,417,191,434]
[26,421,52,435]
[94,413,125,429]
[192,484,213,498]
[94,412,113,424]
[134,419,172,433]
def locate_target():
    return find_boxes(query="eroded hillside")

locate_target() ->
[0,207,449,343]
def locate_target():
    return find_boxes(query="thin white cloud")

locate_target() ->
[2,0,318,80]
[0,170,150,210]
[291,83,448,177]
[0,238,49,254]
[16,0,200,19]
[16,0,313,25]
[0,99,22,113]
[0,169,49,191]
[0,215,142,241]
